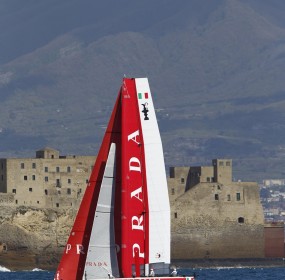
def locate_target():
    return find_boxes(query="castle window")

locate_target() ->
[227,194,231,201]
[37,201,39,204]
[67,188,71,195]
[236,193,241,201]
[226,161,231,166]
[219,161,224,166]
[51,155,54,159]
[238,217,244,223]
[29,188,33,192]
[32,175,36,180]
[56,179,61,187]
[171,188,175,195]
[44,167,48,172]
[215,194,219,200]
[56,167,60,173]
[181,178,185,183]
[45,176,48,182]
[21,163,25,169]
[67,166,71,172]
[12,189,16,194]
[217,185,221,190]
[32,163,36,169]
[44,189,48,195]
[56,203,59,207]
[207,177,211,182]
[86,179,89,183]
[15,200,18,204]
[68,179,71,184]
[24,176,28,180]
[174,212,178,218]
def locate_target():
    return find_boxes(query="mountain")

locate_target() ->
[1,0,285,181]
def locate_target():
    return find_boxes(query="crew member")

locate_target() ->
[171,268,177,277]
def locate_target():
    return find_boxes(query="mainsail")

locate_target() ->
[55,78,171,280]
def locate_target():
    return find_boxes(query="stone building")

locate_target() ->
[0,147,96,208]
[0,150,274,261]
[168,159,265,259]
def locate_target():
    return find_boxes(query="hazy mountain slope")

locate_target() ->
[1,0,285,181]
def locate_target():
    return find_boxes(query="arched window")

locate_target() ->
[238,217,244,223]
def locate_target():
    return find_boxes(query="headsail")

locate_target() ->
[84,143,119,279]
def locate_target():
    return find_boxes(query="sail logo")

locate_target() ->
[86,261,108,267]
[141,103,149,120]
[65,243,85,254]
[127,130,145,261]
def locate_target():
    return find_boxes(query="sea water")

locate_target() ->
[0,267,285,279]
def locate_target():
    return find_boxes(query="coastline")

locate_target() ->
[0,250,58,271]
[1,252,285,272]
[172,258,285,269]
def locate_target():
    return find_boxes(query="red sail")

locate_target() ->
[120,78,149,277]
[55,91,122,280]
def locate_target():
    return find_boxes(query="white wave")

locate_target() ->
[32,268,45,271]
[0,265,11,272]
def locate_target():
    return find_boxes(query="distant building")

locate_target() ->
[263,179,285,187]
[0,147,96,208]
[168,159,266,259]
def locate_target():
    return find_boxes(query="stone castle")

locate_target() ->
[0,148,282,269]
[168,159,265,259]
[0,147,95,208]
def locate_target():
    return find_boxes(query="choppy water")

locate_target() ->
[0,266,285,279]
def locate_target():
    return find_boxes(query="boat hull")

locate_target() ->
[93,278,194,280]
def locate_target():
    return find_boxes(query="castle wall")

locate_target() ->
[168,162,265,259]
[0,149,96,209]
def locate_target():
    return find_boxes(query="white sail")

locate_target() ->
[135,78,171,274]
[83,143,119,279]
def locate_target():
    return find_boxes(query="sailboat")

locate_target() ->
[54,78,195,280]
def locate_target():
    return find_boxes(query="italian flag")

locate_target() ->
[138,92,149,100]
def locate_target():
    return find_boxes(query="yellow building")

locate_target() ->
[168,159,265,259]
[0,147,96,208]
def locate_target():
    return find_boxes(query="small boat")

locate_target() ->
[54,78,195,280]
